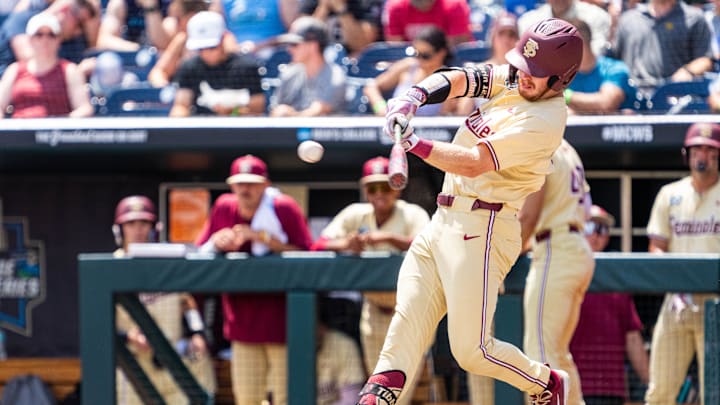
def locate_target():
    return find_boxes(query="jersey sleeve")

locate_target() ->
[646,185,671,241]
[275,195,313,250]
[320,204,365,240]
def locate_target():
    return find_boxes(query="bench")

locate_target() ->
[0,358,81,401]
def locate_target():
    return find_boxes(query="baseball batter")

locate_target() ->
[519,139,595,405]
[645,122,720,405]
[356,18,584,405]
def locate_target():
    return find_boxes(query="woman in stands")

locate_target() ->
[0,13,93,118]
[363,25,460,116]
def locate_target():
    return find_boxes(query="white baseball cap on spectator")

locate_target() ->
[186,11,226,50]
[25,13,61,36]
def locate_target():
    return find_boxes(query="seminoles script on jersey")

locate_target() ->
[670,215,720,235]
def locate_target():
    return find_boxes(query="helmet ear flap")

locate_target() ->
[548,75,560,91]
[112,224,122,247]
[151,222,164,242]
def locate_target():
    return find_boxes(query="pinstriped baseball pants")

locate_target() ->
[373,205,550,402]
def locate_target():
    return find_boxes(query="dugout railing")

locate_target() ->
[78,252,720,405]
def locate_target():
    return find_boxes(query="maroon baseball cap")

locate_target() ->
[360,156,390,185]
[684,123,720,149]
[226,155,269,184]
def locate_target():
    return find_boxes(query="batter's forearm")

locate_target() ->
[421,141,496,178]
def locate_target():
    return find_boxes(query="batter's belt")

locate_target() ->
[535,224,580,242]
[436,194,503,211]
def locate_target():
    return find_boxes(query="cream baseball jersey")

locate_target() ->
[441,64,567,211]
[320,200,430,252]
[533,139,589,233]
[646,176,720,253]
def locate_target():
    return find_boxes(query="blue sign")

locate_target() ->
[0,218,46,336]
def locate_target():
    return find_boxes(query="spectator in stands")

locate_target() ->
[644,123,720,405]
[300,0,384,57]
[383,0,473,47]
[316,296,366,405]
[609,0,713,88]
[563,18,636,114]
[707,74,720,112]
[147,0,210,87]
[210,0,299,54]
[456,12,519,115]
[363,26,458,116]
[705,0,720,61]
[311,156,430,405]
[98,0,176,51]
[0,13,93,118]
[195,154,313,405]
[49,0,101,66]
[270,16,346,117]
[0,1,21,27]
[518,0,611,57]
[112,195,217,405]
[570,204,649,405]
[169,10,265,117]
[0,0,100,77]
[89,51,140,97]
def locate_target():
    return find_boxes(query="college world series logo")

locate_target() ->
[0,217,46,336]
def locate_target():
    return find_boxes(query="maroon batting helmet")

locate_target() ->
[505,18,583,91]
[114,195,157,225]
[683,123,720,149]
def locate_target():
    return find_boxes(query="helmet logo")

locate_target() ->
[699,124,713,138]
[129,199,145,213]
[523,38,539,58]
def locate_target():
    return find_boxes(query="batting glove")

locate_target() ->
[384,87,427,145]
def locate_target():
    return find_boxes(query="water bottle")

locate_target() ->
[0,329,7,360]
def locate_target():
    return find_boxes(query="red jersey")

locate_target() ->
[569,293,643,397]
[11,60,72,118]
[383,0,472,41]
[196,192,312,343]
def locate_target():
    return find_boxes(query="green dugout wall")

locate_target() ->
[78,252,720,404]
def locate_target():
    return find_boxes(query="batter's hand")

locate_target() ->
[384,87,426,143]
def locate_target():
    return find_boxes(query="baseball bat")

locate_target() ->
[388,123,408,190]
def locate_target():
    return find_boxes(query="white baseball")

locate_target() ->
[297,140,324,163]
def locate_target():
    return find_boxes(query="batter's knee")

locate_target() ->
[450,340,496,376]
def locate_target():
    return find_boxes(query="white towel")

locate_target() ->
[250,187,288,256]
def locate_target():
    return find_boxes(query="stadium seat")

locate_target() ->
[97,85,176,116]
[452,41,491,67]
[85,48,158,81]
[346,42,413,78]
[256,46,292,78]
[345,77,373,115]
[646,78,712,114]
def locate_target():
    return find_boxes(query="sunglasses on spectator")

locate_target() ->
[413,48,436,60]
[584,221,609,236]
[33,31,58,39]
[366,183,392,194]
